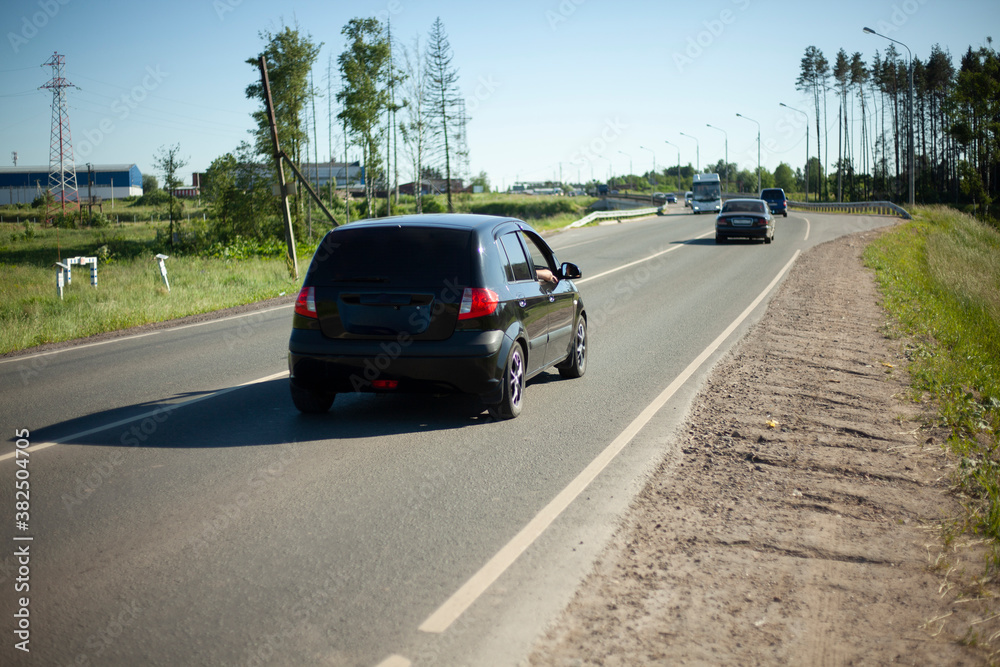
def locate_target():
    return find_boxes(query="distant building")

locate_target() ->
[0,164,142,205]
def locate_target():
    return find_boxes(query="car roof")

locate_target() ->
[726,198,767,204]
[335,213,528,233]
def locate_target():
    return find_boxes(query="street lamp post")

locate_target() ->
[598,155,613,189]
[736,113,761,193]
[679,132,699,172]
[664,140,681,193]
[640,145,656,202]
[618,150,633,192]
[705,124,728,193]
[864,26,914,206]
[779,102,809,202]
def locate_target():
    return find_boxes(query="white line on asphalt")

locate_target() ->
[418,250,802,634]
[576,230,714,285]
[0,370,289,463]
[0,304,293,365]
[803,216,811,241]
[374,655,411,667]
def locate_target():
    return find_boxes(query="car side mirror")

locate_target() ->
[559,262,581,280]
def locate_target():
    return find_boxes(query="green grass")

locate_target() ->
[0,222,304,354]
[0,193,600,355]
[864,205,1000,565]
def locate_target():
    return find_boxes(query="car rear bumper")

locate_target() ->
[288,328,507,397]
[716,224,771,239]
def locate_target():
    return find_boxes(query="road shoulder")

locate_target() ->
[528,228,991,665]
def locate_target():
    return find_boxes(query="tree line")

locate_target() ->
[195,16,468,246]
[794,39,998,222]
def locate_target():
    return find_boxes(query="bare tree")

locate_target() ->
[401,36,430,213]
[153,143,187,247]
[424,17,462,213]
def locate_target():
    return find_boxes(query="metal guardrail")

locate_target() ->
[567,198,911,229]
[568,207,659,229]
[788,200,911,219]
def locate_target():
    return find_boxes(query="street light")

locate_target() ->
[779,102,809,202]
[705,124,728,193]
[864,26,914,206]
[639,145,656,201]
[598,155,613,188]
[679,132,699,172]
[618,150,632,192]
[664,140,681,192]
[736,113,761,193]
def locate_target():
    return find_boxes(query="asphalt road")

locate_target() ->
[0,206,895,666]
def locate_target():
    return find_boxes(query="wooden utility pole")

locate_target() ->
[258,56,298,280]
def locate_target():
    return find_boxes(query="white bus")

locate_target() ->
[690,173,722,215]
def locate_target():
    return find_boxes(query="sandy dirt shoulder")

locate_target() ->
[528,228,995,665]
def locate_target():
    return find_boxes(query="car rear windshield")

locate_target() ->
[307,226,473,286]
[723,200,766,213]
[761,190,784,199]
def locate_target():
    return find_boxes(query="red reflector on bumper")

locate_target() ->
[372,380,398,389]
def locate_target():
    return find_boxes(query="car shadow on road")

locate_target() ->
[26,373,565,450]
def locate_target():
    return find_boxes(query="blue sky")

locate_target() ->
[1,0,996,191]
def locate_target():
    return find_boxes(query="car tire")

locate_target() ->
[557,316,588,379]
[488,343,525,420]
[290,383,335,414]
[764,234,772,244]
[783,211,788,217]
[715,235,725,244]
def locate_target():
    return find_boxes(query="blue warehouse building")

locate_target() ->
[0,164,143,205]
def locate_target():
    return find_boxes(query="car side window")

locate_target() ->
[499,233,532,282]
[520,232,554,278]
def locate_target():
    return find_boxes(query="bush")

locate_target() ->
[421,196,445,213]
[132,189,170,207]
[88,212,111,228]
[51,212,76,229]
[470,199,577,220]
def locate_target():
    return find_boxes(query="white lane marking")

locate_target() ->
[0,370,289,463]
[0,304,294,365]
[374,656,411,667]
[576,230,714,285]
[418,250,802,634]
[803,216,811,241]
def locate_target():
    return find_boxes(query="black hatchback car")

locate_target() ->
[288,214,588,419]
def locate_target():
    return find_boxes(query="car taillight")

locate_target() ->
[458,287,499,320]
[294,286,317,318]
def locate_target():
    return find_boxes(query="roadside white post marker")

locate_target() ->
[65,256,98,287]
[155,253,170,291]
[54,262,69,299]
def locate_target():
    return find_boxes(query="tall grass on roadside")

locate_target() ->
[0,193,600,355]
[0,223,304,355]
[0,255,300,354]
[864,205,1000,565]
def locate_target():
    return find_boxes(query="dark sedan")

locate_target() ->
[715,198,775,244]
[288,214,588,419]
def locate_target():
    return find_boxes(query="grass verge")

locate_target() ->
[863,205,1000,567]
[0,195,599,355]
[0,222,306,355]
